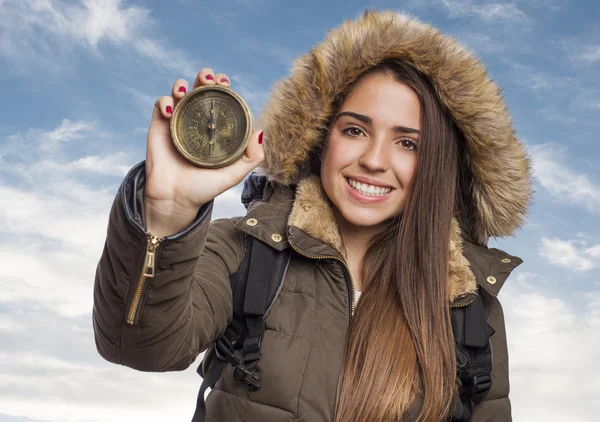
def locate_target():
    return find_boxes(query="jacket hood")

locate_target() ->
[257,10,532,245]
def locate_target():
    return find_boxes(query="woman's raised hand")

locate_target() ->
[143,68,264,236]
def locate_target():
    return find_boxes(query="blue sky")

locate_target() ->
[0,0,599,421]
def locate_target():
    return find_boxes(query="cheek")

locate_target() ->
[321,135,356,174]
[392,153,418,187]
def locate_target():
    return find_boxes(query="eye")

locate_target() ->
[397,138,418,150]
[342,126,365,137]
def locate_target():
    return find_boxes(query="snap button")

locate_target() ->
[271,233,282,242]
[246,218,258,227]
[487,276,497,284]
[501,258,511,263]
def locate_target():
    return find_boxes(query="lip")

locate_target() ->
[345,175,395,189]
[344,177,393,204]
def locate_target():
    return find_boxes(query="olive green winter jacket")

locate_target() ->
[93,10,532,422]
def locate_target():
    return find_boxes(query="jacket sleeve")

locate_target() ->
[470,291,512,421]
[92,161,246,372]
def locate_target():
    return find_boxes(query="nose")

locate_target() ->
[358,137,389,172]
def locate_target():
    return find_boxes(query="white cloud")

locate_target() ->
[0,0,197,75]
[441,0,528,22]
[522,72,575,91]
[0,118,136,316]
[0,305,205,422]
[585,244,600,259]
[530,143,600,213]
[536,106,579,124]
[508,63,577,92]
[0,184,118,317]
[36,153,133,177]
[232,74,271,115]
[566,43,600,65]
[0,0,145,64]
[1,119,98,157]
[580,45,600,63]
[41,119,97,144]
[1,118,135,177]
[132,38,198,78]
[572,93,600,112]
[450,31,510,53]
[502,275,600,421]
[539,237,599,271]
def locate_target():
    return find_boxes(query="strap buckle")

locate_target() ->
[242,335,263,363]
[233,366,261,391]
[471,373,492,401]
[214,335,237,364]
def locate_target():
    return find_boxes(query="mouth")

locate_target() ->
[345,177,394,197]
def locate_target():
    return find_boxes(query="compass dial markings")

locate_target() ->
[174,87,251,165]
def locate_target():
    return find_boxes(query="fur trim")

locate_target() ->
[288,177,477,302]
[288,176,344,252]
[258,10,532,244]
[447,218,477,301]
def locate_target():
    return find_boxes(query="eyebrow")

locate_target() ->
[335,111,421,135]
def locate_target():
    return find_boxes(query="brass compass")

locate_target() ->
[170,85,254,168]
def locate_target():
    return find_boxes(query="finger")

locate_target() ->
[154,96,174,119]
[193,68,216,89]
[172,79,188,99]
[215,73,230,87]
[241,129,265,167]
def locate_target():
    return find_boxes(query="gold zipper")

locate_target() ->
[449,295,476,308]
[288,239,356,319]
[127,234,162,325]
[288,236,356,410]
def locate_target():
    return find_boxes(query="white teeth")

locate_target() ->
[346,178,392,196]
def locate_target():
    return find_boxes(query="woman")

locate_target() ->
[93,10,531,422]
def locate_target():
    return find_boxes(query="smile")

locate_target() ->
[345,177,393,196]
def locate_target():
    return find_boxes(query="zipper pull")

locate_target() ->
[143,235,161,278]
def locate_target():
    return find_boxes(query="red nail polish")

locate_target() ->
[258,131,263,144]
[205,74,214,81]
[166,105,173,114]
[220,78,229,83]
[178,86,187,93]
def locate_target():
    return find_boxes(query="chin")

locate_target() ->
[338,207,392,229]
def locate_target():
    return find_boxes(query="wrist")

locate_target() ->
[144,197,200,219]
[144,198,201,238]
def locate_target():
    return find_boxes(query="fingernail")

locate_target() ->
[166,105,173,114]
[220,78,229,84]
[205,74,214,81]
[178,86,187,93]
[258,131,263,144]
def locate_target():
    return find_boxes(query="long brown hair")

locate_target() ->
[326,59,471,421]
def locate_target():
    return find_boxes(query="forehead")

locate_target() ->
[339,73,421,129]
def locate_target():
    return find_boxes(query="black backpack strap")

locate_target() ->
[191,234,291,422]
[451,291,494,421]
[240,239,275,376]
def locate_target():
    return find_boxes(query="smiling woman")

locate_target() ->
[92,9,532,422]
[318,58,475,420]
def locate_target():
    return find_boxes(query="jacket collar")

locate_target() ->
[235,176,522,304]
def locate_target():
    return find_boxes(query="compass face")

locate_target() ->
[170,86,253,168]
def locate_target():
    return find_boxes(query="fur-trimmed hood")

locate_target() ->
[257,10,533,246]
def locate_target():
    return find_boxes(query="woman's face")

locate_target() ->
[320,72,421,230]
